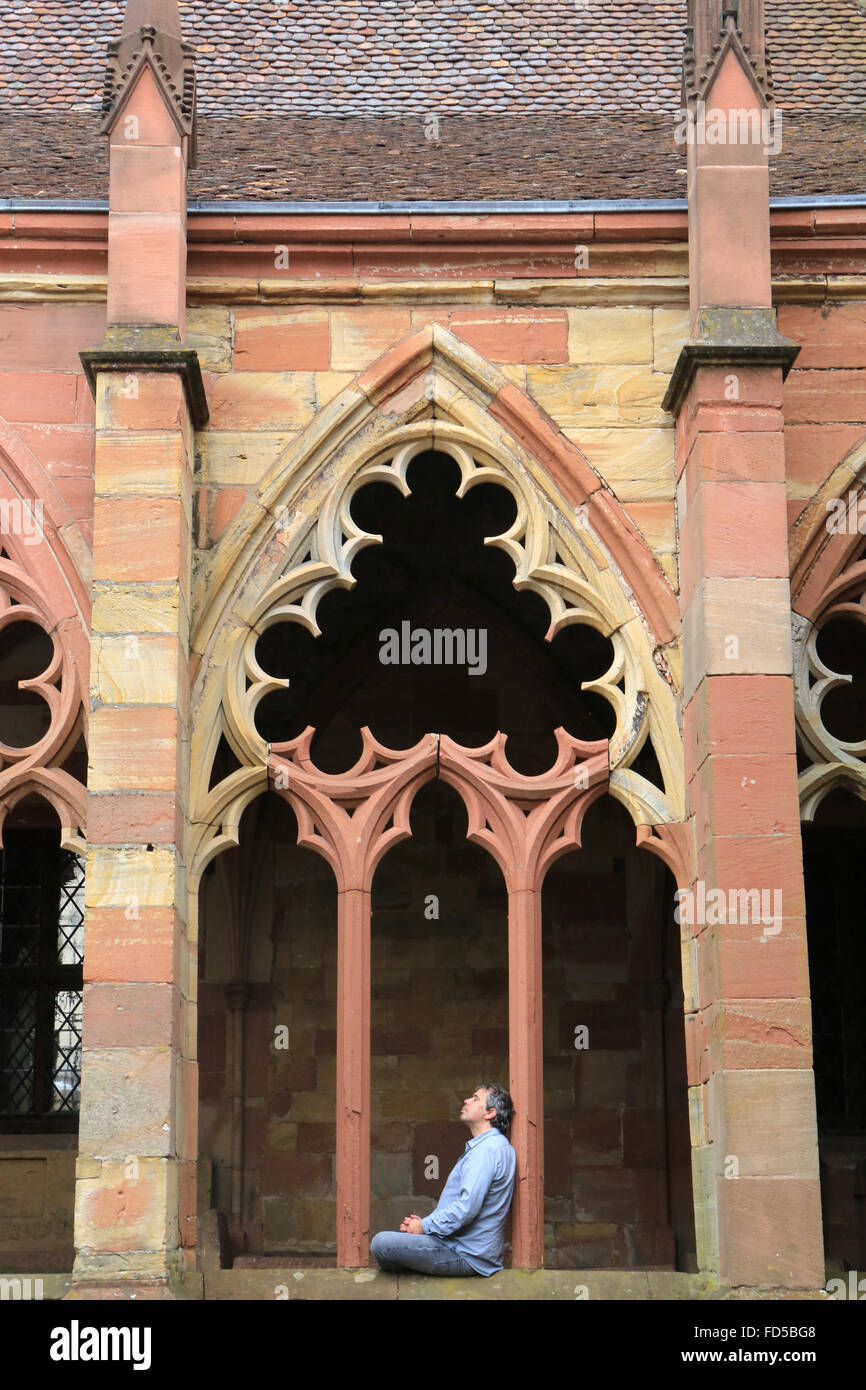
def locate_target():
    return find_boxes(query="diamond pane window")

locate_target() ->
[0,829,84,1132]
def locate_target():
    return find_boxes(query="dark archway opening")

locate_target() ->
[802,786,866,1273]
[370,777,509,1248]
[198,792,338,1264]
[542,795,695,1270]
[254,450,615,771]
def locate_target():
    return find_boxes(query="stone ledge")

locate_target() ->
[661,307,800,415]
[199,1269,828,1301]
[80,325,209,428]
[5,1269,831,1301]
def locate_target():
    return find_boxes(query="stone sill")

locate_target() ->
[10,1271,829,1301]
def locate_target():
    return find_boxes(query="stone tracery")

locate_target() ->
[188,326,689,1269]
[792,462,866,820]
[0,435,89,851]
[190,327,684,890]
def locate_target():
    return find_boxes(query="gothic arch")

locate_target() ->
[266,724,609,895]
[790,429,866,622]
[189,324,683,891]
[790,435,866,820]
[0,416,90,846]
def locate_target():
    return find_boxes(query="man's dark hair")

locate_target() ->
[478,1082,513,1135]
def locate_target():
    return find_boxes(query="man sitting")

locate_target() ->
[369,1082,516,1277]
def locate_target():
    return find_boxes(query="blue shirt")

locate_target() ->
[421,1128,516,1276]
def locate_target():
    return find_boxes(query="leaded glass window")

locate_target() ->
[0,831,84,1131]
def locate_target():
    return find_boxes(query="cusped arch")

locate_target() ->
[263,725,610,898]
[0,416,90,843]
[790,435,866,820]
[189,325,684,889]
[790,429,866,622]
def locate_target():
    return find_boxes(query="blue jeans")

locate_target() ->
[370,1230,477,1276]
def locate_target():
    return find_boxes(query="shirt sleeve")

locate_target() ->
[422,1146,498,1238]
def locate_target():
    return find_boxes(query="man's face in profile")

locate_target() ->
[460,1086,494,1128]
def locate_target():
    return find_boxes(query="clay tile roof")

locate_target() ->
[2,0,865,200]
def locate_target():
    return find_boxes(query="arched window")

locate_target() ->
[0,801,84,1132]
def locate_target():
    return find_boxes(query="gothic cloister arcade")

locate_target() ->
[188,332,694,1270]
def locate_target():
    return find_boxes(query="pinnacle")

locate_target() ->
[121,0,183,40]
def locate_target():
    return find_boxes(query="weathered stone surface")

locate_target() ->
[92,496,189,583]
[234,309,330,371]
[450,308,569,364]
[186,308,233,373]
[682,579,794,704]
[205,1268,398,1300]
[85,846,180,911]
[83,907,183,984]
[568,307,652,365]
[527,364,668,427]
[206,373,317,430]
[88,707,184,791]
[91,583,185,634]
[90,633,183,705]
[708,1070,820,1180]
[718,1177,825,1289]
[652,306,691,373]
[95,433,188,497]
[74,1157,178,1256]
[77,1050,177,1158]
[82,983,181,1050]
[330,309,413,371]
[0,1157,47,1216]
[196,430,296,485]
[567,426,675,501]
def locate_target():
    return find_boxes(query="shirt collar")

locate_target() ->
[465,1127,498,1150]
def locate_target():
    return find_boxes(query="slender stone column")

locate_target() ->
[71,0,205,1296]
[336,888,372,1265]
[507,888,544,1269]
[270,729,607,1271]
[665,4,824,1288]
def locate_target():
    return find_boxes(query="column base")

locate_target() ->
[65,1272,203,1301]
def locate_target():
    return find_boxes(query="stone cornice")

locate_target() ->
[661,307,800,415]
[80,326,209,428]
[7,273,866,308]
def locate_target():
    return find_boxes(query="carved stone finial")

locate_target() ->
[101,0,197,164]
[684,0,772,106]
[122,0,183,38]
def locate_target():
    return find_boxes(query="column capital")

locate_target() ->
[663,307,799,415]
[80,326,209,428]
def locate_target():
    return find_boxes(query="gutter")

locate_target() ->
[2,195,866,215]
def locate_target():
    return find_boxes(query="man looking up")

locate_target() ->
[369,1082,516,1277]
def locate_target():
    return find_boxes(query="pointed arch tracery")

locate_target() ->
[189,325,684,890]
[0,417,90,848]
[790,435,866,821]
[266,724,610,895]
[188,326,692,1268]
